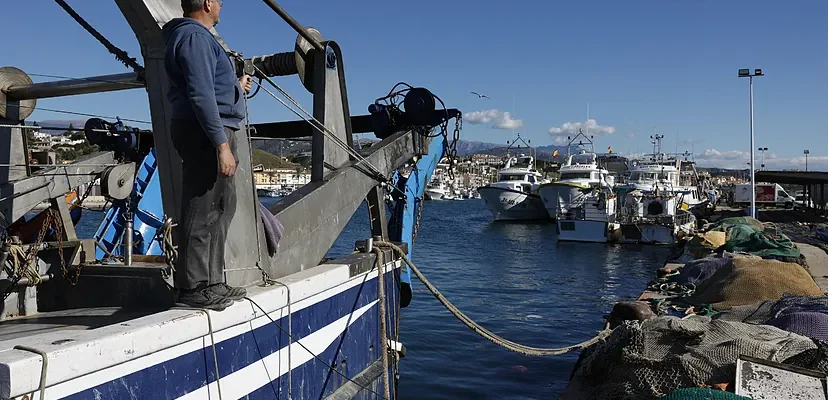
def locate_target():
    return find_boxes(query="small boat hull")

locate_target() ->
[557,220,621,243]
[478,186,550,221]
[424,189,446,201]
[538,182,592,216]
[619,218,695,244]
[621,212,696,244]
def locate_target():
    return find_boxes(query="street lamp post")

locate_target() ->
[739,68,763,218]
[804,149,810,171]
[758,147,768,170]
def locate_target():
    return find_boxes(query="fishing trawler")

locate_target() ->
[0,1,463,399]
[618,135,709,210]
[478,134,550,221]
[538,130,615,218]
[424,179,450,201]
[539,131,619,241]
[615,135,697,244]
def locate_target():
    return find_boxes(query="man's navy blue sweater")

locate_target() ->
[162,18,244,147]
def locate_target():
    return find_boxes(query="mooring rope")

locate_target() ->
[372,247,392,400]
[374,241,611,356]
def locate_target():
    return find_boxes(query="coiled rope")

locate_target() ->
[374,241,611,356]
[8,244,42,286]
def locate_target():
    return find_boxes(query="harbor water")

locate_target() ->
[74,197,672,399]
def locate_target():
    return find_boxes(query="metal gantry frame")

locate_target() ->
[0,0,458,288]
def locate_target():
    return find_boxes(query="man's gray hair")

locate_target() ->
[181,0,205,14]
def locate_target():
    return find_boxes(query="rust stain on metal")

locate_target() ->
[737,357,827,399]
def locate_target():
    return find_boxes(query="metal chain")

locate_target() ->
[53,0,145,76]
[442,114,462,180]
[50,210,75,285]
[412,197,424,242]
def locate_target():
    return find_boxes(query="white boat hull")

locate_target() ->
[425,188,447,200]
[478,187,550,221]
[557,220,620,243]
[538,183,591,216]
[0,259,403,400]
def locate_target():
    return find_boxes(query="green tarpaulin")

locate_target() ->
[708,217,800,259]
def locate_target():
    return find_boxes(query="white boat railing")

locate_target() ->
[557,193,617,222]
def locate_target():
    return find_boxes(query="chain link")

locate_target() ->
[440,113,462,181]
[50,209,75,285]
[412,197,424,242]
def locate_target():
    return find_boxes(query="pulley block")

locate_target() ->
[402,87,436,126]
[0,66,36,120]
[295,27,325,93]
[100,163,136,201]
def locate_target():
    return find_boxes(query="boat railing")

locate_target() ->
[558,194,616,222]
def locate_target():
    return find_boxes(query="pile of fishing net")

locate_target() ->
[661,388,749,400]
[685,257,822,310]
[672,255,734,286]
[650,255,821,314]
[672,231,727,263]
[707,216,801,262]
[715,294,828,341]
[561,315,818,400]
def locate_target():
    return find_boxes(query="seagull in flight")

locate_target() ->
[471,91,490,99]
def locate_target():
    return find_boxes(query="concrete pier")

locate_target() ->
[563,205,828,399]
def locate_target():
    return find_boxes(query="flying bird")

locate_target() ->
[471,91,490,99]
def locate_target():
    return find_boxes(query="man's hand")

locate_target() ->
[217,142,236,177]
[239,74,253,95]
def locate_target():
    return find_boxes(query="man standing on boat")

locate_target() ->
[162,0,253,310]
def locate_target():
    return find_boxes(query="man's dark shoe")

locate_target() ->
[208,282,247,301]
[176,287,234,311]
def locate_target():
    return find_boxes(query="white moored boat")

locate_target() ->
[538,130,619,241]
[478,135,551,221]
[615,135,698,244]
[538,130,615,217]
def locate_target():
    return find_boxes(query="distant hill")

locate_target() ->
[34,120,88,134]
[454,140,501,156]
[251,149,296,169]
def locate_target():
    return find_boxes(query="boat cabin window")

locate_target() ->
[630,172,657,181]
[571,154,596,165]
[499,174,526,181]
[561,171,593,180]
[528,175,536,183]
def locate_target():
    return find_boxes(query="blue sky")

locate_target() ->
[4,0,828,170]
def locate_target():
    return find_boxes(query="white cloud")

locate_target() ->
[548,119,616,144]
[697,149,748,162]
[464,109,524,130]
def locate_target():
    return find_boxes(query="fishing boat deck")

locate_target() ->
[0,307,160,342]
